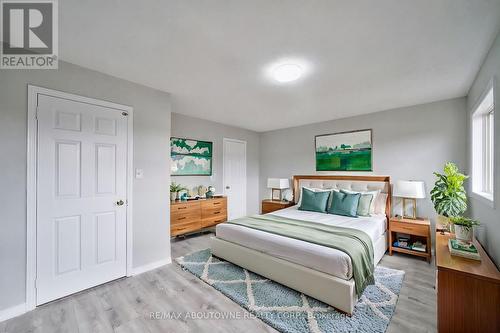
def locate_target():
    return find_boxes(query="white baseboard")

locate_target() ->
[0,303,26,322]
[132,257,171,275]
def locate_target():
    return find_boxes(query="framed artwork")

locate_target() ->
[171,137,213,176]
[315,129,372,171]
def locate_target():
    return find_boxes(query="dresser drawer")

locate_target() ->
[171,202,200,214]
[202,206,227,219]
[202,215,227,228]
[201,198,226,210]
[391,221,428,236]
[171,209,201,225]
[171,220,201,236]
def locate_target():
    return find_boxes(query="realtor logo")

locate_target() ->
[1,0,58,69]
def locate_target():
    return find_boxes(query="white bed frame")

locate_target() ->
[211,175,391,315]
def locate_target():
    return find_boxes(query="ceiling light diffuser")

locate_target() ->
[272,63,303,83]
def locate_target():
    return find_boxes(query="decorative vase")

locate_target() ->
[170,192,177,202]
[455,225,473,244]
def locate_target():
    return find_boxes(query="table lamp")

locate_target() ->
[267,178,290,201]
[393,180,426,219]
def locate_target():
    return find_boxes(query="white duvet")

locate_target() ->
[215,205,387,280]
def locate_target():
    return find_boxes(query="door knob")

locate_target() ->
[225,186,230,189]
[116,200,125,206]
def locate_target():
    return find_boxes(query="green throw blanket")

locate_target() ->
[226,214,375,294]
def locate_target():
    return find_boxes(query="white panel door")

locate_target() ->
[223,139,247,220]
[36,94,128,305]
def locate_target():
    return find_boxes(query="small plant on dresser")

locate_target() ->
[170,182,186,201]
[450,216,480,244]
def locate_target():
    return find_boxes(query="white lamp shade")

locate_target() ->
[267,178,290,189]
[393,180,426,199]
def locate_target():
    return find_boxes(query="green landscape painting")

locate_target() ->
[171,137,213,176]
[315,130,372,171]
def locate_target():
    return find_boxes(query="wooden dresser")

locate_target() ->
[436,232,500,333]
[170,197,227,236]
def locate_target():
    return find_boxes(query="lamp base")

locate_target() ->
[271,188,283,201]
[402,198,417,219]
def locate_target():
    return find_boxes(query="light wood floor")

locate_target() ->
[1,232,437,333]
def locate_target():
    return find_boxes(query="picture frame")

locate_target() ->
[171,137,213,176]
[315,129,373,171]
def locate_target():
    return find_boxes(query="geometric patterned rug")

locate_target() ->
[176,249,405,333]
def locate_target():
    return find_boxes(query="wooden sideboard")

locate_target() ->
[170,197,227,236]
[436,232,500,333]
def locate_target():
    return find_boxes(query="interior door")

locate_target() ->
[223,138,247,220]
[36,94,128,305]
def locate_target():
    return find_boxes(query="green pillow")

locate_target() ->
[357,193,374,217]
[328,190,361,217]
[298,187,331,213]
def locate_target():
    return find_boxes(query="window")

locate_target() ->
[472,84,495,202]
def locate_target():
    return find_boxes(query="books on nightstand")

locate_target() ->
[411,241,426,252]
[392,235,427,252]
[448,239,481,261]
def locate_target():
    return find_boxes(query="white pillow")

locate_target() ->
[373,193,388,215]
[341,189,380,215]
[297,187,335,207]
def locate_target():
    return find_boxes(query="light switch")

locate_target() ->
[135,168,144,179]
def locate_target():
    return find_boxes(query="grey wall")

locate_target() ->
[171,113,260,215]
[467,31,500,268]
[260,98,467,229]
[0,61,172,311]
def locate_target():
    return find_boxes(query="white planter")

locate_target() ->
[170,192,177,202]
[454,224,473,244]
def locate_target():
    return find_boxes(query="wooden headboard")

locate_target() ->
[292,175,392,218]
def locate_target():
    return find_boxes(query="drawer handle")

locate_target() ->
[178,207,187,210]
[213,202,221,205]
[178,217,186,221]
[213,211,221,215]
[214,219,223,223]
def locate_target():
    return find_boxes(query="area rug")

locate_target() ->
[176,249,405,333]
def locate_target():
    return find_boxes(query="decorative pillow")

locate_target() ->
[373,193,388,215]
[297,187,333,206]
[342,189,380,215]
[357,193,374,217]
[298,187,331,213]
[328,190,361,217]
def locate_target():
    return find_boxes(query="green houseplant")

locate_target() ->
[450,217,480,243]
[170,182,187,201]
[430,162,468,229]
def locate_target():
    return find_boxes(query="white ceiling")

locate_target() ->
[59,0,500,132]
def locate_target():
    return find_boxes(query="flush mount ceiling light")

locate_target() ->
[272,63,303,83]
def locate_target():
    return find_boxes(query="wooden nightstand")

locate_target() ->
[262,199,294,214]
[389,216,432,262]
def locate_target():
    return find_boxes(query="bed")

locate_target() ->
[210,175,391,314]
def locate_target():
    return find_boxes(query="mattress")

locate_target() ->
[215,206,387,280]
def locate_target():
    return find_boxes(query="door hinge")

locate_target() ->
[35,106,39,120]
[34,278,37,289]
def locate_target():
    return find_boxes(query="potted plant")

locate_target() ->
[170,182,186,201]
[430,162,468,230]
[450,216,480,244]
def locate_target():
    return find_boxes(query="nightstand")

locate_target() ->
[262,199,294,214]
[389,216,431,262]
